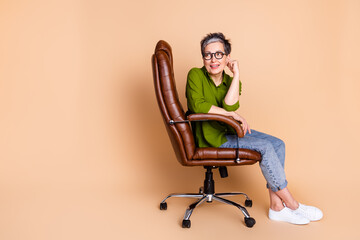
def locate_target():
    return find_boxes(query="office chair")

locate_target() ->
[151,40,262,228]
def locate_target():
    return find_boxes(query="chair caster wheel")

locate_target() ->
[199,187,204,194]
[182,219,191,228]
[245,199,253,207]
[244,217,256,228]
[160,202,167,210]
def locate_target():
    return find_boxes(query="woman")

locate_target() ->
[186,32,323,225]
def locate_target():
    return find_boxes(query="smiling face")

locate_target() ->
[203,41,229,81]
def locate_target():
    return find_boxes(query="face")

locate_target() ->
[203,41,230,79]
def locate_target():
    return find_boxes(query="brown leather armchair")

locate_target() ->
[152,40,262,228]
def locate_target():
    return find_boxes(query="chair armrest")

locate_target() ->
[187,113,244,138]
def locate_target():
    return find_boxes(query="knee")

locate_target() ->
[274,138,285,151]
[261,141,275,155]
[259,140,283,161]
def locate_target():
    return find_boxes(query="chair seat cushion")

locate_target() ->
[192,147,261,161]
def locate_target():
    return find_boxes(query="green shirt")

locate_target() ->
[186,66,242,148]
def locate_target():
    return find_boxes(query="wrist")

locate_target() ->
[226,111,234,117]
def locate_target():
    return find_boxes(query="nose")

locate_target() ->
[210,55,217,62]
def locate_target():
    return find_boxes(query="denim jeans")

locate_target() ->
[219,129,288,192]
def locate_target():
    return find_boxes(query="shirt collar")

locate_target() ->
[201,66,228,87]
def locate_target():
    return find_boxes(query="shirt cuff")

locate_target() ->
[200,102,212,113]
[222,99,239,111]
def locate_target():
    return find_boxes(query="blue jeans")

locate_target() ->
[219,130,288,192]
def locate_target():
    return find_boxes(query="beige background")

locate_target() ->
[1,0,359,239]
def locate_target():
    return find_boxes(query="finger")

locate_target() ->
[243,123,248,135]
[242,124,246,134]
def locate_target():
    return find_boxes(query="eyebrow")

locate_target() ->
[204,51,223,53]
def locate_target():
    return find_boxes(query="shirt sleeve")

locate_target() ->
[222,99,239,111]
[186,68,212,113]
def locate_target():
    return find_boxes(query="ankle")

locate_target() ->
[284,200,299,210]
[270,203,285,212]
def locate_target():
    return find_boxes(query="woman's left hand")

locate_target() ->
[227,59,240,76]
[230,112,251,135]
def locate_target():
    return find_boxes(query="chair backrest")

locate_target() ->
[152,40,196,165]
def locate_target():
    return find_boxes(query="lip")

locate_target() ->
[210,64,220,69]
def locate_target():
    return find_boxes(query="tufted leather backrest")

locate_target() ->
[152,40,196,165]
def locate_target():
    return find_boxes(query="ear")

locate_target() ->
[226,54,231,64]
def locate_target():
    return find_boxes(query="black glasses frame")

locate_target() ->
[203,51,226,60]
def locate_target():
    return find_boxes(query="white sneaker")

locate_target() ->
[269,207,310,225]
[294,203,323,221]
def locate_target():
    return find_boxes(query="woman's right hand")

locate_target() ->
[229,112,251,135]
[208,106,251,135]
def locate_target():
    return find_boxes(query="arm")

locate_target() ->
[224,59,240,106]
[186,68,212,114]
[208,105,251,135]
[219,58,251,134]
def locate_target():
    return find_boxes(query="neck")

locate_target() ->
[210,73,223,86]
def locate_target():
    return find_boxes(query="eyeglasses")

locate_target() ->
[203,51,226,60]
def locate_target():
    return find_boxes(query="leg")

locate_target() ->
[269,188,284,211]
[245,131,298,209]
[220,131,323,223]
[220,132,288,192]
[248,130,285,168]
[183,196,207,220]
[269,188,299,211]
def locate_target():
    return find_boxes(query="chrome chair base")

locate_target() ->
[160,190,255,228]
[159,167,256,228]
